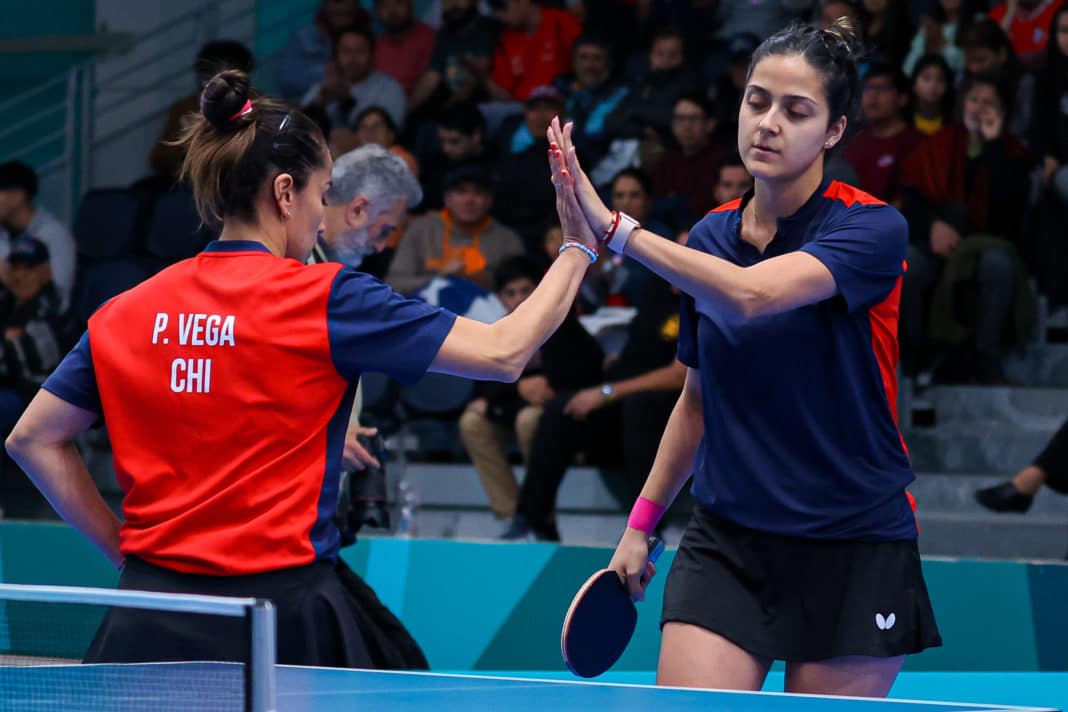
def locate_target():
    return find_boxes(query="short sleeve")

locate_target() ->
[800,205,908,313]
[327,269,457,383]
[677,293,699,368]
[41,331,102,414]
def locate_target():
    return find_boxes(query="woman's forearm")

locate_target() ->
[491,248,590,376]
[8,440,122,567]
[636,378,704,508]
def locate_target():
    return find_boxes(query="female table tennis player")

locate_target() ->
[5,69,598,667]
[550,18,941,697]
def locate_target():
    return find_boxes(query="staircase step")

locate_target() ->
[906,425,1057,473]
[1005,344,1068,387]
[916,512,1068,560]
[924,385,1067,427]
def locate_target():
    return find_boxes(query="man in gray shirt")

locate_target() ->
[301,25,406,132]
[0,162,76,312]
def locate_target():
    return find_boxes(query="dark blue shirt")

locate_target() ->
[679,179,916,541]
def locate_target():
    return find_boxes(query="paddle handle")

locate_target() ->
[646,537,664,564]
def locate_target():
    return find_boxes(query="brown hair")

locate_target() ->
[174,70,328,225]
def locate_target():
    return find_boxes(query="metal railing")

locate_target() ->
[0,0,317,223]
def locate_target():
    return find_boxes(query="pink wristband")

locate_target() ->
[627,496,666,535]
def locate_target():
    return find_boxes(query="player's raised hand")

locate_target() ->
[549,117,613,237]
[548,122,599,252]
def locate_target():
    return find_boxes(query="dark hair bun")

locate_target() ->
[200,70,252,132]
[823,17,863,60]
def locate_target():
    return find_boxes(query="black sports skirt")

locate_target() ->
[84,556,373,667]
[661,504,942,661]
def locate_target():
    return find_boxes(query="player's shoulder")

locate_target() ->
[688,198,742,253]
[821,181,906,231]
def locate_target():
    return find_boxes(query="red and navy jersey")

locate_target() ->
[679,179,916,540]
[43,241,455,574]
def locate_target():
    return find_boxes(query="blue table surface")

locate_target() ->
[0,663,1060,712]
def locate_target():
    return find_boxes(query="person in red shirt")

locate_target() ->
[487,0,581,102]
[843,63,925,205]
[6,70,600,668]
[990,0,1065,69]
[372,0,436,94]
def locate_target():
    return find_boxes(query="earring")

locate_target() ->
[824,141,833,149]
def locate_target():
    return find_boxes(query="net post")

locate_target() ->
[248,599,276,712]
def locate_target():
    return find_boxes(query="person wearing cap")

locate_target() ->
[486,0,580,102]
[0,162,76,313]
[0,237,76,436]
[386,165,524,294]
[491,85,563,249]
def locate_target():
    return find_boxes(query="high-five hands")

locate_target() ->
[547,117,613,239]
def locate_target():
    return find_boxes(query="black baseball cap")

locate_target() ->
[0,161,38,199]
[444,164,492,193]
[8,236,49,267]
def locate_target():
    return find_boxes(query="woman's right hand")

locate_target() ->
[548,117,614,238]
[607,527,658,602]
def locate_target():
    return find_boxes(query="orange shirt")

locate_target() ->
[990,0,1064,65]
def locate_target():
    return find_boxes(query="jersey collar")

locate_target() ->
[203,240,274,254]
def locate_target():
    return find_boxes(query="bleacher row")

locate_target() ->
[71,186,213,327]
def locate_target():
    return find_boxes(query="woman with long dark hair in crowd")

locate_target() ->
[909,53,956,135]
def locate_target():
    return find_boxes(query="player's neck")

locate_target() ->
[219,220,285,257]
[750,164,824,224]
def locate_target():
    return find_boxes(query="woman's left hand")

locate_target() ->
[548,117,614,237]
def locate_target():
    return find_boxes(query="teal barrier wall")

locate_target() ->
[1,523,1065,672]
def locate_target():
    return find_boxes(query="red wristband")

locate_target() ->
[627,496,666,535]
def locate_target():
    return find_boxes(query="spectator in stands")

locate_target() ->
[989,0,1065,69]
[903,0,985,74]
[709,33,760,146]
[276,0,372,100]
[602,28,699,146]
[0,162,76,312]
[899,73,1032,383]
[459,256,604,519]
[372,0,436,95]
[419,102,497,211]
[501,241,687,541]
[301,25,406,135]
[491,86,562,249]
[318,143,421,270]
[351,107,419,177]
[1024,4,1068,307]
[387,166,524,294]
[975,417,1068,513]
[0,237,75,435]
[150,41,254,181]
[861,0,915,66]
[408,0,499,114]
[844,63,925,205]
[715,0,814,43]
[959,18,1033,137]
[578,169,672,312]
[651,92,729,225]
[909,53,956,135]
[711,154,753,206]
[556,35,628,169]
[487,0,581,102]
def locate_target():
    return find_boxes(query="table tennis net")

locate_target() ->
[0,583,276,712]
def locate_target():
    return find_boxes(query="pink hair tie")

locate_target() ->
[229,99,254,121]
[627,496,666,535]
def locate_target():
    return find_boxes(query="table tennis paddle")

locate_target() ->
[560,536,664,678]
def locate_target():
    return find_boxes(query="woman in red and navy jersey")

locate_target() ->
[5,70,600,667]
[551,18,940,698]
